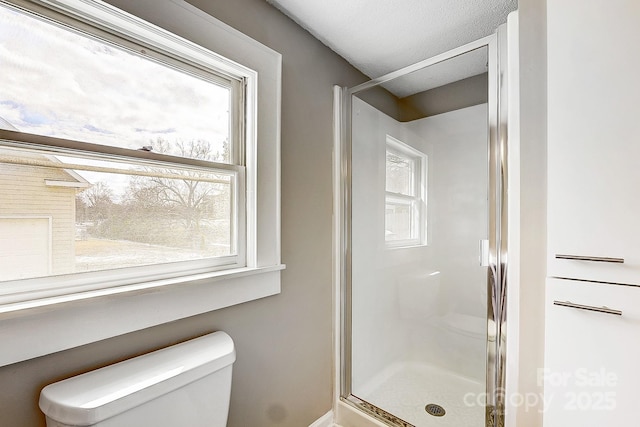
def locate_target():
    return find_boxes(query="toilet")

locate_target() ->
[39,331,235,427]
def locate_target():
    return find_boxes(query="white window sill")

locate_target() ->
[0,265,284,367]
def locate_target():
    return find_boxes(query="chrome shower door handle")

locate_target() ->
[479,239,489,266]
[553,300,622,316]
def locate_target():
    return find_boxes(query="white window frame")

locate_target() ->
[0,0,283,367]
[0,0,251,299]
[384,135,427,248]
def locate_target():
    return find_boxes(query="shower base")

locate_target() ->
[354,362,485,427]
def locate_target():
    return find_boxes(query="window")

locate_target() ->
[385,136,427,247]
[0,0,261,302]
[0,0,282,366]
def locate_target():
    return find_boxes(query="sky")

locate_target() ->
[0,3,231,160]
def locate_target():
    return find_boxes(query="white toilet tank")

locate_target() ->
[39,331,235,427]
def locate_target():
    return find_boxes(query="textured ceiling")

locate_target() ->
[267,0,517,96]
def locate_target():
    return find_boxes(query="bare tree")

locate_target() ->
[123,138,230,248]
[78,181,115,222]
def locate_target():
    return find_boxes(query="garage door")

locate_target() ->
[0,217,51,281]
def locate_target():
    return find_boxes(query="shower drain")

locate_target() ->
[425,403,446,417]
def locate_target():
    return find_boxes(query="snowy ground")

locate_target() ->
[75,238,230,272]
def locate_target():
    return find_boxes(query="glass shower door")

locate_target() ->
[341,37,505,427]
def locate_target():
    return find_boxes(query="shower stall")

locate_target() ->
[334,15,516,427]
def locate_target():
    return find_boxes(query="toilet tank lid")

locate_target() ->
[39,331,235,425]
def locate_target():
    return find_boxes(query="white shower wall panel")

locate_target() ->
[351,98,488,393]
[351,97,435,393]
[406,104,488,380]
[407,104,489,319]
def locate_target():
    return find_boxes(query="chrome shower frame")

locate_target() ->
[335,28,511,427]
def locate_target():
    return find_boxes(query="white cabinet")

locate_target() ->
[543,278,640,427]
[547,0,640,285]
[546,5,640,424]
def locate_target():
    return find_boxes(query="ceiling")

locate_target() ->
[267,0,517,96]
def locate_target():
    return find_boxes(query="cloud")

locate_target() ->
[83,124,114,135]
[0,4,232,157]
[134,127,177,134]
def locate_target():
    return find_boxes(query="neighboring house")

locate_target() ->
[0,119,89,281]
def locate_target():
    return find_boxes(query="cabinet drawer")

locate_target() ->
[543,278,640,426]
[547,252,640,286]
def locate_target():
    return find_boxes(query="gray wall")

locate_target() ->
[399,73,489,121]
[0,1,377,426]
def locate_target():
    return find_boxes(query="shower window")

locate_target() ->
[384,135,426,247]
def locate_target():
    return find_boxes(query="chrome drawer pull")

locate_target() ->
[555,254,624,263]
[553,300,622,316]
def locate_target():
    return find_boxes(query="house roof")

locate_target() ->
[0,114,90,188]
[0,115,18,131]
